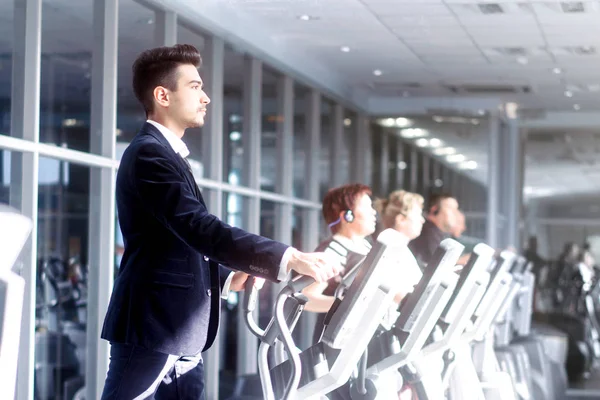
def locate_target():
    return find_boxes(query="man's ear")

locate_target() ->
[153,86,170,108]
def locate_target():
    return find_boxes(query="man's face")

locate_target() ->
[438,197,459,233]
[168,64,210,129]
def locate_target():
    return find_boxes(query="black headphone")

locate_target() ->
[344,210,354,223]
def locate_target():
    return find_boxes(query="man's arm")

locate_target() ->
[132,143,341,284]
[133,143,287,281]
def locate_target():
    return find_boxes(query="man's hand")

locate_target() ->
[229,271,265,292]
[287,249,342,282]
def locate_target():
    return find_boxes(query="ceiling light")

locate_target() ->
[433,116,444,123]
[229,131,242,141]
[564,90,573,97]
[373,69,382,76]
[477,109,486,115]
[147,18,154,24]
[397,161,407,170]
[415,138,429,147]
[400,128,427,138]
[343,118,352,126]
[298,14,314,21]
[340,46,350,53]
[470,119,480,125]
[381,118,395,127]
[447,154,466,163]
[395,117,411,127]
[62,118,80,127]
[429,138,443,147]
[552,67,562,74]
[588,84,600,92]
[561,2,585,13]
[516,56,528,65]
[459,160,478,170]
[574,104,581,111]
[433,147,456,156]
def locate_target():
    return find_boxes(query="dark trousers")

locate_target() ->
[101,343,205,400]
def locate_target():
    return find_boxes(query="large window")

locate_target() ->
[320,98,333,199]
[293,84,308,198]
[223,47,245,186]
[116,0,155,146]
[35,158,92,399]
[178,24,206,178]
[0,0,13,137]
[0,150,11,204]
[260,67,280,192]
[40,0,93,152]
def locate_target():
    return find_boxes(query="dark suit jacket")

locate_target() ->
[101,123,289,356]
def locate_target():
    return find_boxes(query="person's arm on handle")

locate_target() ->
[132,143,340,283]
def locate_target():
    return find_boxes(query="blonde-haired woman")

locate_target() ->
[373,189,425,305]
[374,190,426,400]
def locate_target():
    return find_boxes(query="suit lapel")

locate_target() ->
[139,123,206,206]
[176,156,205,204]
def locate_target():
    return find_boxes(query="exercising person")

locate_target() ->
[300,183,376,338]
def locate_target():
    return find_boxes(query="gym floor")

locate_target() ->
[568,373,600,399]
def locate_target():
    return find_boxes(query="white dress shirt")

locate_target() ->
[147,120,294,298]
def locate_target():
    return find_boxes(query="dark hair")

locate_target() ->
[132,44,202,116]
[322,183,372,233]
[427,192,455,215]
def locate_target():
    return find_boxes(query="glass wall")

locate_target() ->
[223,47,245,186]
[260,67,280,192]
[40,0,93,152]
[35,158,91,399]
[0,0,489,398]
[293,84,307,199]
[0,0,13,137]
[0,150,11,204]
[178,24,206,178]
[320,98,333,199]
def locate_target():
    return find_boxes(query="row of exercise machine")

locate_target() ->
[0,206,571,399]
[239,228,569,399]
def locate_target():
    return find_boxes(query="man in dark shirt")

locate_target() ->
[408,193,459,269]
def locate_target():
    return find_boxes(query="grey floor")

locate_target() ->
[568,372,600,399]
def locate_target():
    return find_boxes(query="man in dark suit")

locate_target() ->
[100,44,340,399]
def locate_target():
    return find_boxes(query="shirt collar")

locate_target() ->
[147,120,190,158]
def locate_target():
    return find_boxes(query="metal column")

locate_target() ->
[505,115,523,249]
[486,114,500,249]
[201,35,225,400]
[379,130,389,195]
[272,75,294,301]
[410,147,418,193]
[201,36,225,213]
[154,9,176,47]
[238,56,262,376]
[330,104,344,187]
[87,1,119,398]
[12,0,41,398]
[396,139,405,188]
[422,153,430,196]
[300,89,321,350]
